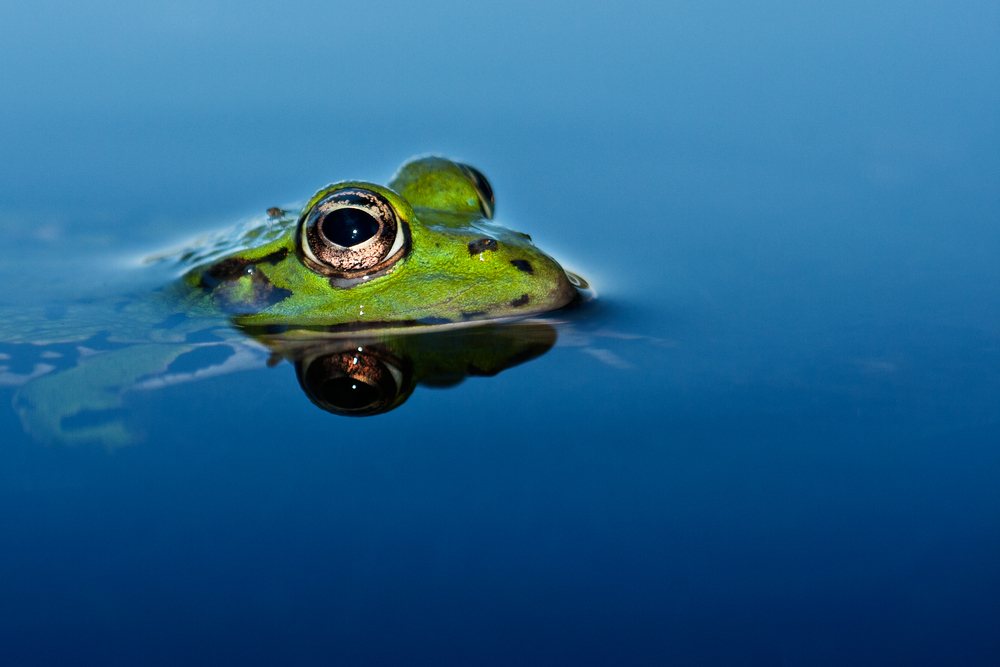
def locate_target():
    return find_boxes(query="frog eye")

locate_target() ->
[458,163,495,219]
[298,188,409,282]
[295,347,410,416]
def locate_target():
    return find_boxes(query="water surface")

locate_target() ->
[1,1,999,664]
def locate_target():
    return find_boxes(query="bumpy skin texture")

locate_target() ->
[185,157,577,327]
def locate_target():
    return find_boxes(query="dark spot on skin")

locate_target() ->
[510,259,533,274]
[200,257,253,289]
[460,311,488,320]
[199,256,292,313]
[468,238,498,255]
[259,247,289,265]
[510,294,530,308]
[200,249,289,290]
[220,281,291,313]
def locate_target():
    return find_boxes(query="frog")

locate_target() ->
[178,156,585,329]
[1,156,591,446]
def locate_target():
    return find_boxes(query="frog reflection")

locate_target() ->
[254,322,557,417]
[7,322,559,446]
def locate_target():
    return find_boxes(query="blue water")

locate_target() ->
[2,1,999,664]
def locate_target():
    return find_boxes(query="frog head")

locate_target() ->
[186,157,580,328]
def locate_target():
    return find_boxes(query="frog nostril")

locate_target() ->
[468,238,499,255]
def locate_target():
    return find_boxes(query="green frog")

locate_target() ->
[177,156,583,328]
[2,156,590,445]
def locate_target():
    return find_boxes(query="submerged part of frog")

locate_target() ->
[9,322,560,446]
[179,157,584,328]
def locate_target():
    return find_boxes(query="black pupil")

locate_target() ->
[319,207,379,247]
[318,376,382,410]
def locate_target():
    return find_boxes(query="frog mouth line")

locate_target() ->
[391,284,477,321]
[238,280,570,333]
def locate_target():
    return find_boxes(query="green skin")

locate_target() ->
[183,157,578,327]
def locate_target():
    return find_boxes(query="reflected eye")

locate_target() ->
[298,188,409,283]
[458,163,495,219]
[296,347,410,416]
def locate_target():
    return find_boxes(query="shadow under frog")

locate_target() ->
[5,321,559,447]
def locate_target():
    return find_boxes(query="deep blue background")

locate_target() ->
[2,1,999,664]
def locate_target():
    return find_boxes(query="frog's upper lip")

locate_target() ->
[392,284,476,316]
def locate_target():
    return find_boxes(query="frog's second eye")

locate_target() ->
[458,163,495,219]
[298,188,409,282]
